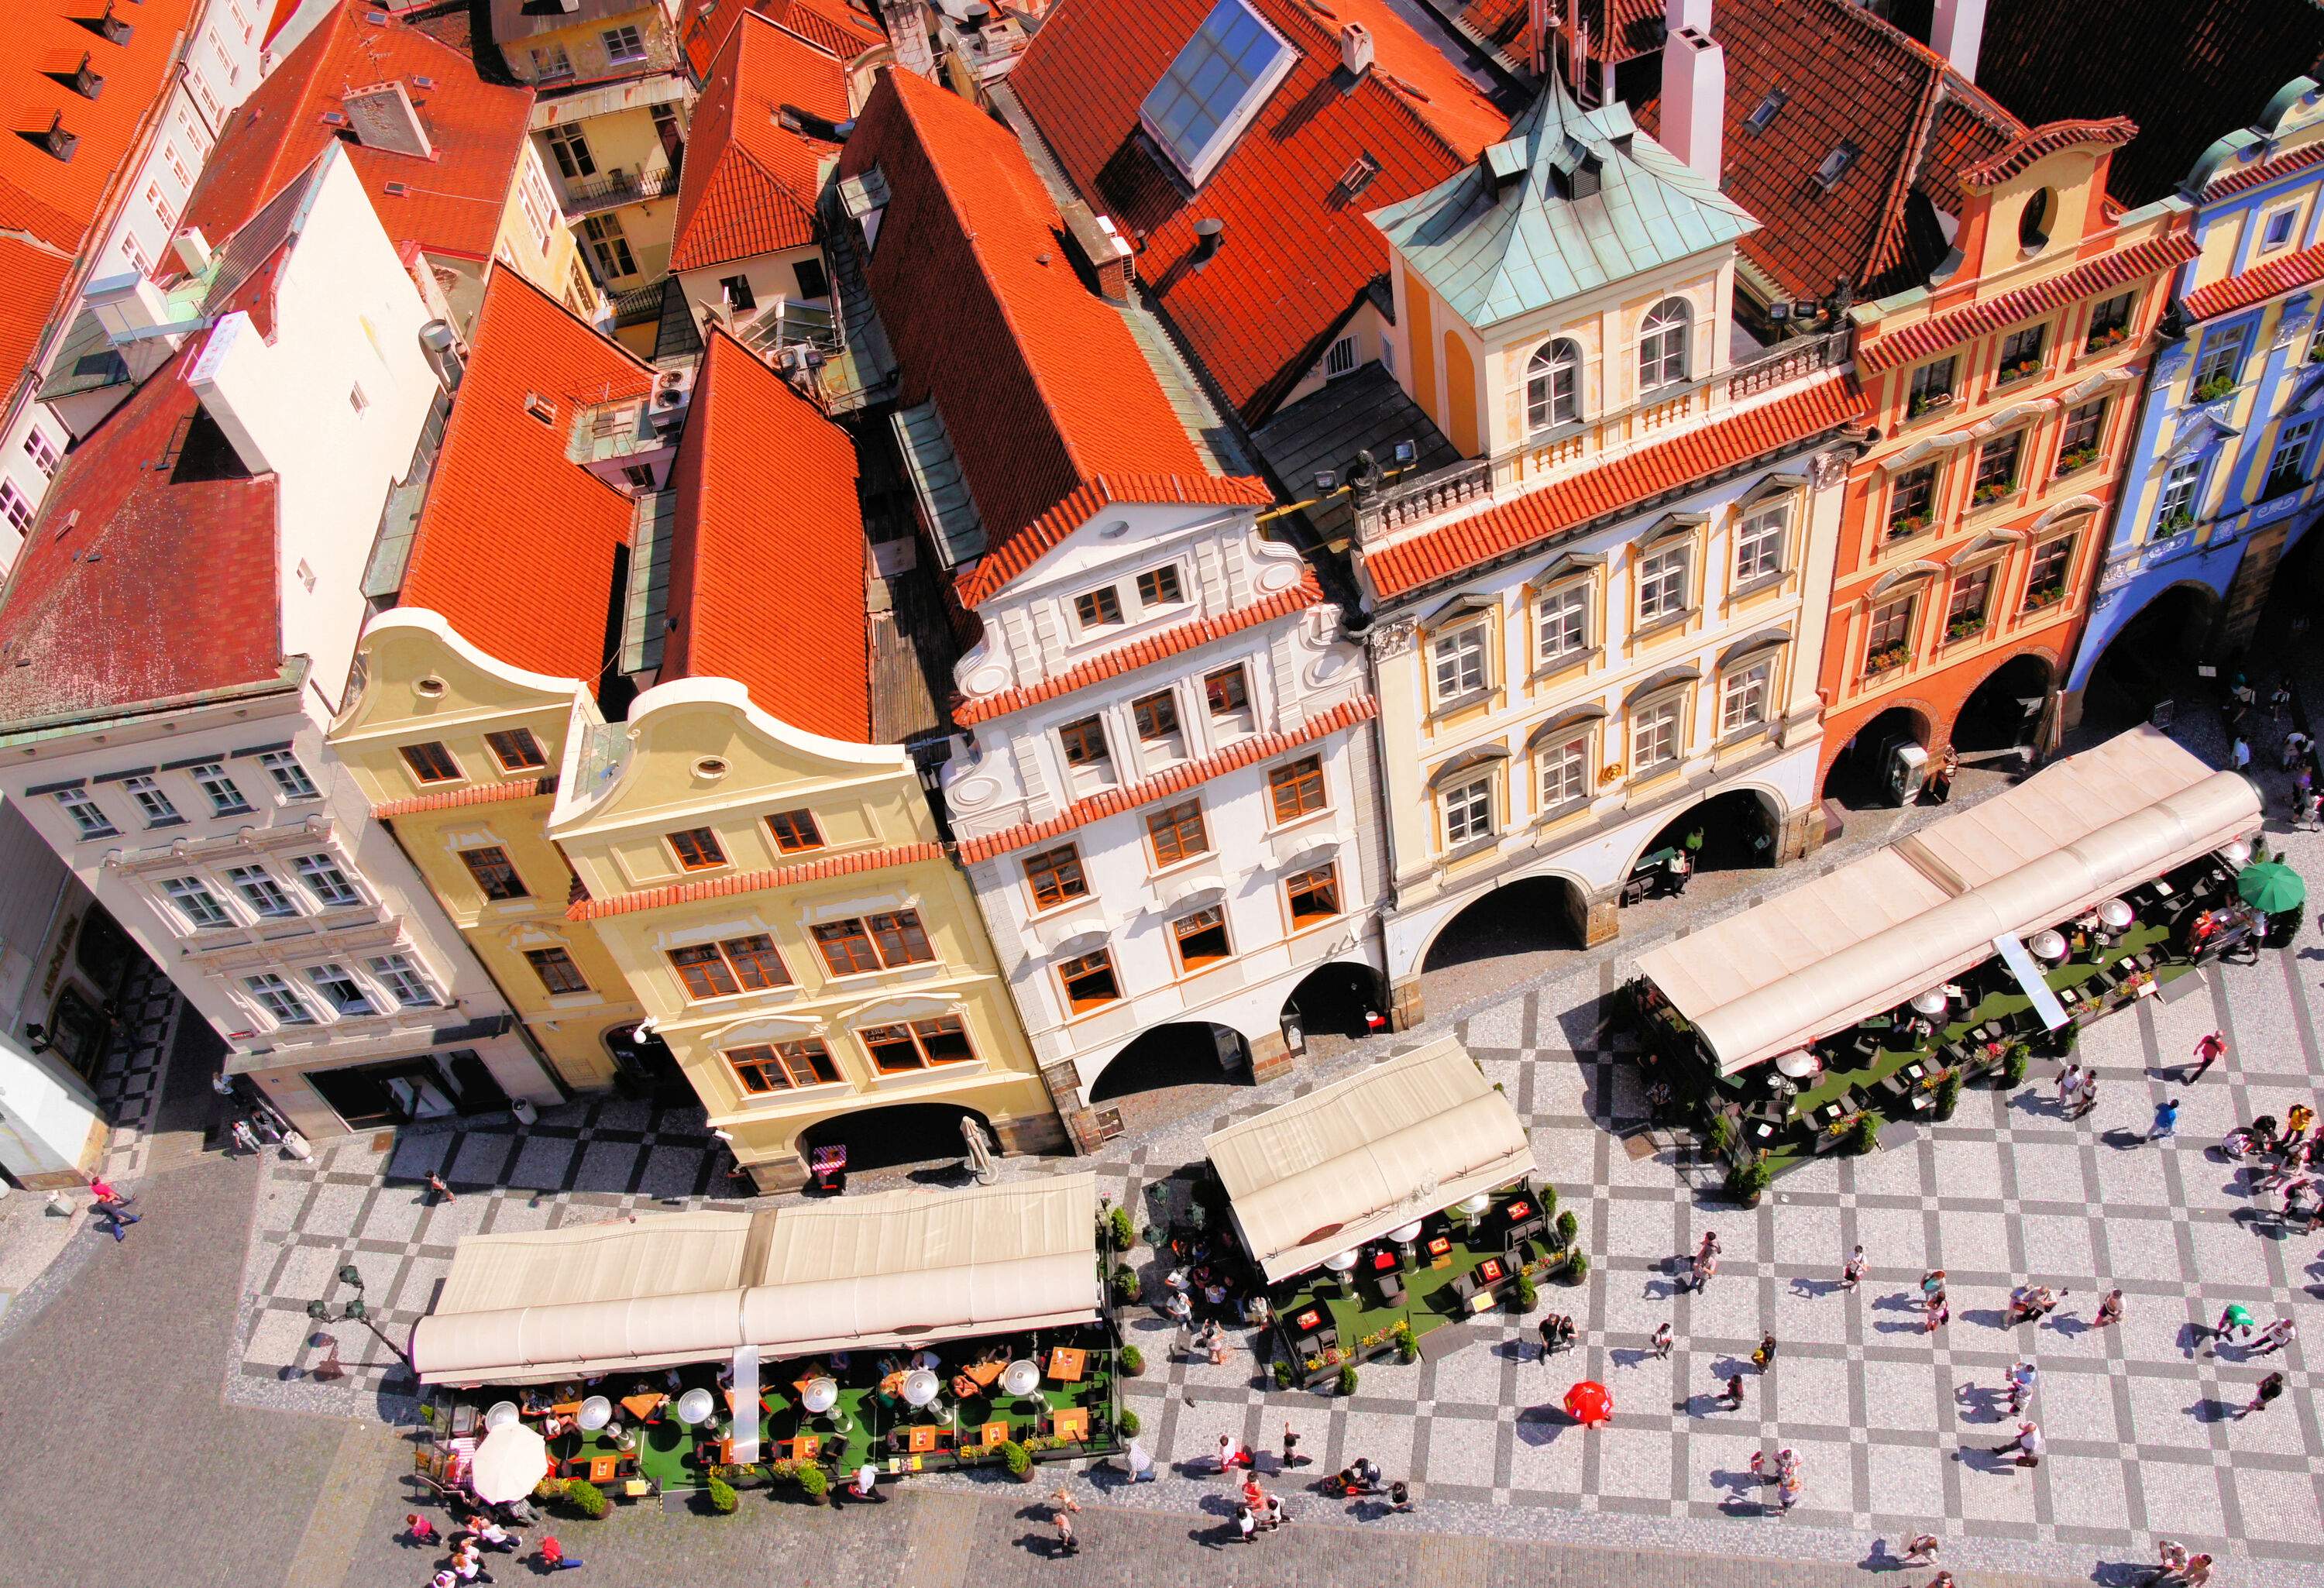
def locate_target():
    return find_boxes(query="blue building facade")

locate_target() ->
[2068,78,2324,717]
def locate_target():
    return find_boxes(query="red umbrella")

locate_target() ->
[1563,1380,1613,1426]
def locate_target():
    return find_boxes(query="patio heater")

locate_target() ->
[307,1264,414,1368]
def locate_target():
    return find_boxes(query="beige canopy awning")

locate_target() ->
[1204,1036,1534,1284]
[1632,727,2260,1074]
[411,1174,1100,1386]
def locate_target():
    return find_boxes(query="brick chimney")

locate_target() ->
[1659,0,1724,184]
[1340,22,1373,78]
[878,0,938,79]
[1930,0,1987,79]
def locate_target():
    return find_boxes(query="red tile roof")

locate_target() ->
[1635,0,2023,302]
[678,0,882,77]
[569,841,944,919]
[2202,134,2324,200]
[399,269,651,682]
[180,3,536,265]
[840,67,1274,609]
[0,235,74,412]
[662,330,871,743]
[957,694,1380,862]
[669,12,850,273]
[2183,239,2324,322]
[0,344,282,723]
[954,570,1323,724]
[1011,0,1506,423]
[1363,374,1866,601]
[374,774,559,818]
[1464,0,1661,70]
[1856,231,2199,373]
[1958,118,2138,191]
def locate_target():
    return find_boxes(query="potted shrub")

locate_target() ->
[1932,1071,1963,1120]
[1001,1440,1034,1481]
[1555,1208,1579,1248]
[1393,1321,1418,1363]
[1119,1406,1141,1438]
[2000,1041,2030,1087]
[796,1464,830,1505]
[1536,1183,1559,1222]
[1336,1363,1360,1396]
[1119,1343,1144,1377]
[1844,1114,1879,1156]
[2054,445,2096,474]
[564,1480,608,1521]
[706,1474,739,1515]
[1703,1112,1735,1158]
[1110,1267,1141,1306]
[1511,1272,1539,1313]
[1563,1249,1590,1283]
[1105,1205,1135,1252]
[1726,1156,1772,1207]
[1272,1361,1294,1389]
[1973,480,2011,506]
[1946,612,1985,641]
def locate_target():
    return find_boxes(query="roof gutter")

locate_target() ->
[0,659,308,752]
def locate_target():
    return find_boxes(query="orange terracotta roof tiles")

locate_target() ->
[570,842,944,919]
[662,330,871,743]
[1363,375,1865,601]
[374,775,559,819]
[1856,231,2199,373]
[180,4,535,264]
[957,696,1379,863]
[2202,135,2324,199]
[0,234,74,414]
[2183,239,2324,322]
[954,572,1323,724]
[1012,0,1506,423]
[840,67,1273,609]
[679,0,882,77]
[1959,118,2138,191]
[399,269,652,683]
[669,12,850,273]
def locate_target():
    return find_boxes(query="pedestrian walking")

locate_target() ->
[535,1537,583,1572]
[2213,1301,2255,1347]
[2149,1098,2181,1142]
[86,1174,132,1209]
[1920,1269,1947,1300]
[1841,1244,1866,1290]
[2189,1033,2226,1082]
[1698,1230,1721,1261]
[1263,1493,1287,1530]
[1387,1480,1413,1513]
[1752,1332,1778,1372]
[1927,745,1958,805]
[1538,1314,1557,1359]
[2075,1071,2100,1119]
[2271,681,2294,725]
[1923,1294,1950,1332]
[1927,1575,1957,1588]
[404,1514,438,1546]
[2232,737,2252,773]
[229,1119,260,1157]
[1989,1420,2043,1466]
[1053,1512,1080,1555]
[2254,1317,2297,1354]
[1695,1251,1720,1292]
[1122,1437,1155,1483]
[1049,1483,1079,1517]
[1652,1321,1673,1359]
[2006,1360,2037,1414]
[2095,1288,2124,1328]
[1234,1506,1257,1544]
[1903,1531,1940,1564]
[1215,1432,1246,1473]
[2058,1064,2082,1110]
[1724,1373,1745,1409]
[2242,1371,2286,1416]
[1776,1467,1801,1511]
[1281,1421,1304,1466]
[426,1170,458,1206]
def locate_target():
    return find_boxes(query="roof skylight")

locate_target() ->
[1812,140,1860,190]
[1140,0,1296,188]
[1745,88,1786,132]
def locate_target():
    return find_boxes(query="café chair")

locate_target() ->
[1373,1270,1404,1308]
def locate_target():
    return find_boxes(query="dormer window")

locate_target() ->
[1526,339,1580,431]
[24,111,78,162]
[46,51,103,98]
[1140,0,1295,188]
[1073,585,1123,628]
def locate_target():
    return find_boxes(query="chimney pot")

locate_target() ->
[1930,0,1987,79]
[1340,22,1373,77]
[1659,20,1725,184]
[1192,217,1226,266]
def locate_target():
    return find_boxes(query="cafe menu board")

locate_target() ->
[1292,1308,1324,1334]
[1427,1235,1454,1270]
[1504,1201,1532,1221]
[1476,1257,1506,1286]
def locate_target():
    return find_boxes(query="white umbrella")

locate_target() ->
[2098,899,2134,930]
[1322,1249,1359,1272]
[800,1377,840,1414]
[576,1396,613,1432]
[902,1370,940,1408]
[2030,930,2068,963]
[469,1421,548,1506]
[1775,1048,1820,1079]
[673,1387,716,1425]
[1002,1359,1041,1398]
[1387,1221,1425,1243]
[1910,990,1949,1017]
[1458,1192,1494,1217]
[484,1401,520,1431]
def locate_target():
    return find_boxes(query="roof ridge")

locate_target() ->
[1803,0,2027,138]
[1866,66,1948,286]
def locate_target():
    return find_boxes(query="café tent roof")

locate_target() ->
[1205,1036,1534,1284]
[411,1176,1100,1385]
[1632,727,2260,1075]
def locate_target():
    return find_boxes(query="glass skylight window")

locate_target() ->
[1140,0,1294,187]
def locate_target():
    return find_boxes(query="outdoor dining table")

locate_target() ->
[619,1393,665,1422]
[965,1359,1006,1388]
[1047,1346,1087,1383]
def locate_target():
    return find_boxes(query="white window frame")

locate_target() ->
[22,427,59,477]
[57,788,115,837]
[0,481,30,534]
[161,876,232,928]
[1526,339,1580,431]
[225,864,299,919]
[1441,773,1495,848]
[1429,624,1489,707]
[191,761,253,816]
[2157,457,2204,528]
[1323,334,1357,379]
[366,954,441,1009]
[2265,416,2315,496]
[258,749,319,800]
[1630,694,1683,773]
[1638,298,1690,392]
[1636,545,1690,625]
[122,775,180,824]
[1536,733,1589,813]
[245,973,315,1026]
[1532,582,1588,669]
[1719,659,1772,736]
[1732,501,1789,588]
[292,853,363,909]
[304,963,378,1018]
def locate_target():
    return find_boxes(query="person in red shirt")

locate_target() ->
[536,1536,583,1571]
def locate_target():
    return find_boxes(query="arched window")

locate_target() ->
[1638,298,1690,391]
[1526,339,1580,432]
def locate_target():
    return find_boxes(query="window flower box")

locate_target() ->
[2192,373,2236,403]
[1972,481,2013,506]
[2158,510,2195,535]
[2022,584,2065,611]
[1945,613,1986,641]
[1865,644,1910,675]
[2054,445,2097,476]
[2084,325,2129,354]
[1886,512,1930,540]
[1906,390,1954,420]
[1995,359,2042,387]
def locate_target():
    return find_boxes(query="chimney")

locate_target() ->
[339,81,434,160]
[877,0,938,78]
[1930,0,1986,79]
[1659,0,1724,184]
[172,228,212,276]
[1191,217,1225,268]
[420,321,466,392]
[1340,22,1373,78]
[1059,201,1134,304]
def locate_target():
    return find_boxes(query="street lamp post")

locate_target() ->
[308,1263,413,1368]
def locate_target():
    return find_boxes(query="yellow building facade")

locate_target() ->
[547,678,1061,1191]
[331,611,640,1095]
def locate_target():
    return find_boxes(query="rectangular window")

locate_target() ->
[225,864,298,918]
[1073,586,1123,627]
[245,973,314,1026]
[1865,596,1916,672]
[305,964,376,1017]
[22,428,59,476]
[1636,546,1689,623]
[292,853,362,909]
[861,1016,977,1074]
[668,827,727,871]
[1058,948,1122,1013]
[1442,775,1494,847]
[146,182,174,232]
[524,947,590,995]
[399,741,462,784]
[459,846,528,901]
[2023,537,2074,610]
[1906,356,1956,419]
[1533,584,1587,667]
[1131,689,1181,743]
[1972,431,2023,505]
[1139,0,1294,186]
[1146,799,1209,866]
[1719,661,1771,735]
[161,876,231,928]
[2055,399,2106,473]
[669,943,739,999]
[1631,697,1681,771]
[1024,844,1089,909]
[1204,665,1249,717]
[766,809,823,851]
[1945,565,1995,640]
[191,761,253,815]
[2265,417,2315,498]
[122,775,179,824]
[583,212,637,278]
[258,749,318,800]
[722,933,791,990]
[1057,716,1111,772]
[669,937,791,998]
[728,1040,837,1093]
[2192,329,2247,399]
[720,274,756,311]
[532,43,573,77]
[1136,565,1184,607]
[1538,735,1587,811]
[2085,290,2134,350]
[366,954,438,1009]
[1996,323,2047,383]
[602,23,646,61]
[2157,458,2203,529]
[2260,206,2296,251]
[792,257,830,299]
[485,728,546,771]
[813,919,881,977]
[1431,626,1487,703]
[57,788,115,838]
[870,910,934,968]
[1732,502,1788,586]
[545,122,594,179]
[1284,862,1341,928]
[1267,754,1326,823]
[1171,906,1231,971]
[0,483,30,534]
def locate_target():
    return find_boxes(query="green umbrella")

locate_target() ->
[2236,861,2306,914]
